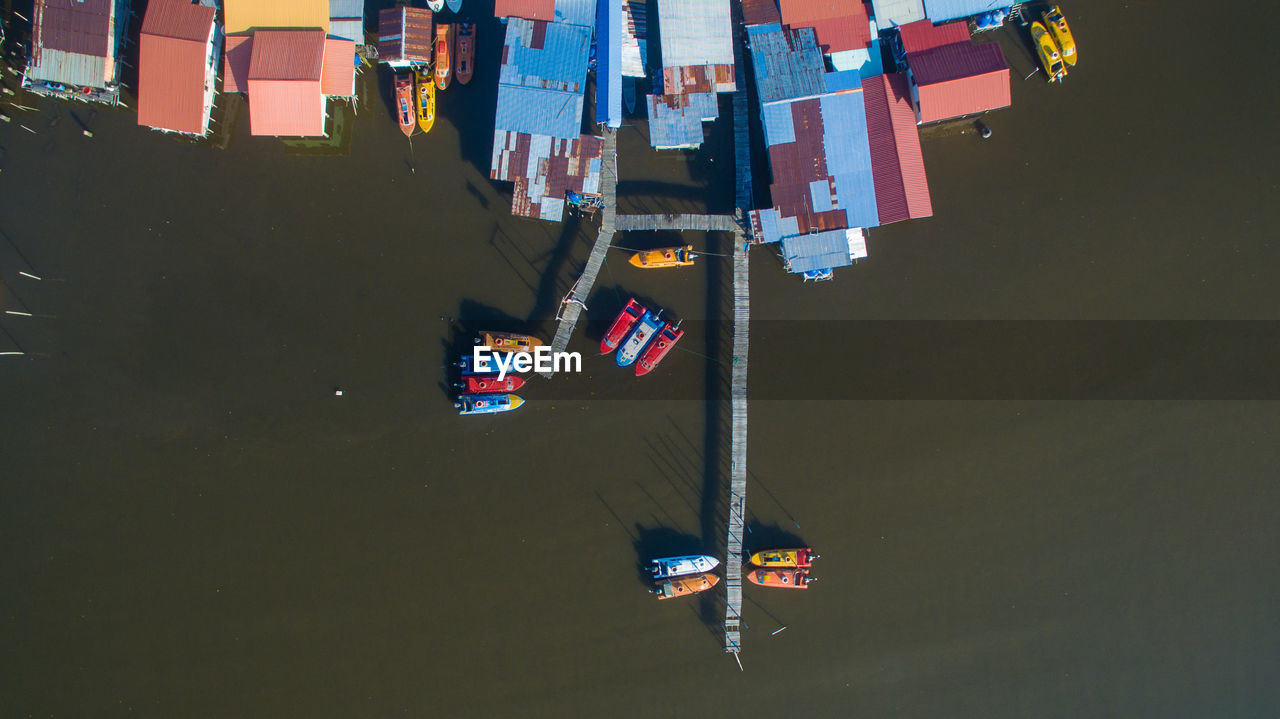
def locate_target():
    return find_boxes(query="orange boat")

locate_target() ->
[434,23,454,91]
[652,572,719,600]
[746,567,814,589]
[455,22,475,85]
[477,331,542,354]
[394,73,414,137]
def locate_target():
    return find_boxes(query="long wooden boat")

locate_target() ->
[616,309,662,368]
[456,393,524,415]
[456,374,525,394]
[601,298,644,354]
[651,554,719,580]
[434,23,454,91]
[746,567,814,589]
[394,72,414,137]
[748,548,818,568]
[635,321,683,376]
[478,331,542,354]
[652,572,720,600]
[1031,21,1067,83]
[455,22,475,85]
[1042,5,1076,66]
[415,67,435,134]
[629,245,697,269]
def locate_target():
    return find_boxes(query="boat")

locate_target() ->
[652,572,720,600]
[415,67,435,134]
[1030,21,1067,83]
[434,23,454,91]
[635,321,683,376]
[455,393,524,415]
[651,554,720,580]
[628,245,697,268]
[457,354,526,375]
[455,23,475,85]
[477,331,542,354]
[1041,5,1076,66]
[455,374,525,394]
[446,0,463,12]
[623,77,637,115]
[427,0,444,11]
[746,567,814,589]
[394,73,415,137]
[748,548,818,568]
[600,298,645,354]
[616,309,662,367]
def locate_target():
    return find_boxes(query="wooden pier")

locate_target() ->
[614,214,741,233]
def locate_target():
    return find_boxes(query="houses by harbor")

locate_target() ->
[22,0,130,105]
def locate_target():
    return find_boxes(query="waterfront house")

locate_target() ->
[868,0,925,27]
[647,0,735,150]
[862,73,932,224]
[137,0,219,136]
[905,40,1009,124]
[742,0,782,26]
[376,5,433,68]
[894,17,971,57]
[493,0,595,26]
[328,0,367,44]
[597,0,622,128]
[23,0,129,105]
[922,0,1009,23]
[779,0,883,78]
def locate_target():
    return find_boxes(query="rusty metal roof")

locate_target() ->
[377,6,433,64]
[32,0,113,57]
[742,0,782,26]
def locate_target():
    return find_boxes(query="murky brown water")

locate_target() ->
[2,1,1277,717]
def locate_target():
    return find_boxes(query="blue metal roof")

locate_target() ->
[646,92,717,148]
[922,0,1010,23]
[747,24,825,105]
[596,0,622,128]
[329,0,365,19]
[499,19,591,93]
[555,0,597,29]
[495,86,585,138]
[869,0,926,27]
[782,230,856,273]
[820,86,880,229]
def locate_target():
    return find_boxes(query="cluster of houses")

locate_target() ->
[21,0,363,137]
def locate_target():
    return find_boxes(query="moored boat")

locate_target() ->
[427,0,444,11]
[635,321,683,376]
[434,23,454,91]
[457,354,526,375]
[455,22,475,85]
[1042,5,1076,66]
[394,73,414,137]
[478,331,542,354]
[652,572,720,600]
[616,309,662,367]
[456,374,525,394]
[628,245,697,268]
[446,0,463,12]
[748,548,818,568]
[746,567,814,589]
[601,298,645,354]
[1031,21,1067,83]
[651,555,720,579]
[456,393,524,415]
[415,67,435,134]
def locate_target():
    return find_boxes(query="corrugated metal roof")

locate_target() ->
[247,78,326,136]
[138,0,215,134]
[329,0,365,21]
[496,85,584,138]
[779,0,871,53]
[597,0,622,128]
[896,18,969,54]
[742,0,782,27]
[922,0,1008,23]
[829,39,885,78]
[869,0,925,27]
[27,48,111,87]
[142,0,215,43]
[747,23,825,105]
[499,18,590,93]
[31,0,113,57]
[328,19,364,43]
[223,35,251,92]
[321,38,355,96]
[646,91,718,148]
[225,0,329,35]
[249,30,325,81]
[494,0,556,23]
[553,0,597,28]
[658,0,733,68]
[377,6,432,64]
[782,229,857,273]
[863,72,931,224]
[621,0,647,76]
[490,130,604,221]
[915,65,1009,122]
[909,39,1006,84]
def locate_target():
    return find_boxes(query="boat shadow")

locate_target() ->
[633,524,725,640]
[743,522,807,559]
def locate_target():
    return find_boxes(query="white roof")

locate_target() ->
[658,0,733,68]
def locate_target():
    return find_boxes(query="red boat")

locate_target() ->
[600,298,644,354]
[457,375,525,394]
[635,321,683,376]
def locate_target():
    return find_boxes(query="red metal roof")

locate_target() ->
[742,0,782,26]
[863,72,931,224]
[910,42,1010,123]
[33,0,114,57]
[321,39,355,97]
[779,0,871,53]
[223,35,252,93]
[137,0,215,134]
[249,30,325,81]
[896,18,969,55]
[247,79,325,136]
[494,0,556,22]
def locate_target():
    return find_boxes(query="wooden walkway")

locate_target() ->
[543,129,618,377]
[614,214,741,233]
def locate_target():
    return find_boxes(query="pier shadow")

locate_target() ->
[523,214,585,324]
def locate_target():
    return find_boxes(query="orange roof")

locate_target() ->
[321,38,355,97]
[779,0,871,53]
[137,0,215,134]
[247,78,325,136]
[224,0,328,35]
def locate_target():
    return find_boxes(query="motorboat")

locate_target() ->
[600,298,644,354]
[456,375,525,394]
[394,73,414,136]
[652,572,720,600]
[748,548,818,568]
[746,567,814,589]
[651,554,719,580]
[616,309,662,367]
[478,331,542,354]
[434,23,454,91]
[1031,21,1067,83]
[415,67,435,134]
[628,245,696,268]
[635,322,683,376]
[456,393,524,415]
[455,22,475,85]
[1042,5,1076,66]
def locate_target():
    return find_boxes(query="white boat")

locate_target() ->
[428,1,444,12]
[651,554,719,579]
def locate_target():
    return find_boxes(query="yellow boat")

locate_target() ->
[748,547,818,568]
[415,67,435,134]
[1031,21,1067,83]
[478,331,543,354]
[628,245,697,269]
[1042,5,1076,67]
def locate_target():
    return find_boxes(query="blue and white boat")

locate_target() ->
[615,309,662,367]
[456,353,521,376]
[651,554,720,580]
[456,393,524,416]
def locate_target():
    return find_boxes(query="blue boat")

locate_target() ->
[616,309,662,367]
[456,393,524,415]
[456,353,521,376]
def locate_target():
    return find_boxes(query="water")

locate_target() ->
[2,1,1277,716]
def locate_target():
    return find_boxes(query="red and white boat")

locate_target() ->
[600,298,644,354]
[635,321,683,376]
[456,375,526,394]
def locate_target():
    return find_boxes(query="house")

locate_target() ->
[868,0,925,27]
[906,40,1010,123]
[922,0,1009,23]
[648,0,735,150]
[23,0,130,104]
[329,0,367,44]
[597,0,622,128]
[862,73,932,224]
[493,0,595,26]
[137,0,219,136]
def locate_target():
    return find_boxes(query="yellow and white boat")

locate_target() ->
[1042,5,1076,67]
[478,331,543,354]
[628,245,697,269]
[415,67,435,134]
[748,548,818,568]
[1031,21,1067,83]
